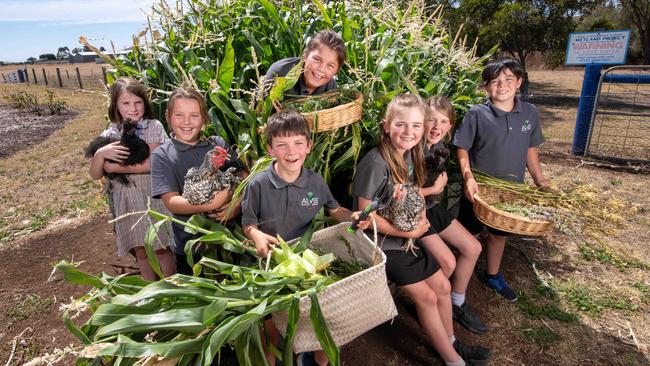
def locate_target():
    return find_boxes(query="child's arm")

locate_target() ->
[327,206,371,230]
[526,147,549,188]
[88,142,130,180]
[419,171,448,197]
[244,225,280,258]
[103,143,161,174]
[357,197,430,239]
[457,148,479,202]
[160,190,231,215]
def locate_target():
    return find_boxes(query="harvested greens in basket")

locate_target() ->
[283,89,358,113]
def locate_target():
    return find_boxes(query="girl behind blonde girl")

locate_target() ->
[88,77,175,280]
[352,94,491,366]
[419,96,487,334]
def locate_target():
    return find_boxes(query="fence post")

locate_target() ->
[32,68,38,84]
[24,68,29,82]
[101,67,107,86]
[56,68,63,87]
[571,64,603,155]
[66,70,70,79]
[76,67,83,89]
[42,68,48,86]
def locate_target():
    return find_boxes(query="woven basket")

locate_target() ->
[272,222,398,353]
[272,92,363,133]
[472,184,553,236]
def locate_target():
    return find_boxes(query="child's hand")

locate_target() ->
[409,215,431,239]
[351,211,371,230]
[206,199,241,222]
[432,171,448,193]
[464,178,479,203]
[250,229,280,257]
[98,141,129,163]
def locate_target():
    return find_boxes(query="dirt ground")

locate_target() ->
[0,72,649,365]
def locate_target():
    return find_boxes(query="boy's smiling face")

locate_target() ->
[268,134,312,181]
[483,68,522,107]
[303,45,340,93]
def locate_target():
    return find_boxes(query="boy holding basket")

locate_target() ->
[453,59,550,301]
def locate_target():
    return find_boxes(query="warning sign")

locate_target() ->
[565,30,631,65]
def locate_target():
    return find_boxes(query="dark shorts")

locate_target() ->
[457,196,510,237]
[384,243,440,286]
[423,204,455,237]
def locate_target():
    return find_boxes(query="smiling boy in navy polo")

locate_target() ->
[453,59,550,302]
[241,109,368,366]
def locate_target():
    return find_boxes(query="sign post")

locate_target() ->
[565,30,631,155]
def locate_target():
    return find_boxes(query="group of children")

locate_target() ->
[88,27,548,366]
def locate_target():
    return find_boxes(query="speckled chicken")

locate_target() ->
[378,183,425,232]
[182,146,242,205]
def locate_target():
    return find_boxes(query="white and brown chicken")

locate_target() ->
[182,146,242,205]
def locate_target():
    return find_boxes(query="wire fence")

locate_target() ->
[586,66,650,163]
[1,63,108,91]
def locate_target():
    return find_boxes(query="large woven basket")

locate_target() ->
[472,184,553,236]
[272,222,398,353]
[273,92,363,133]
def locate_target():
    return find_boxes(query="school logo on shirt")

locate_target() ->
[301,192,319,207]
[521,119,532,132]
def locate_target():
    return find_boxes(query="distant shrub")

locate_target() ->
[6,90,66,116]
[39,53,56,60]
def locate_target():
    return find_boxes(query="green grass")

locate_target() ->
[559,284,638,318]
[630,281,650,302]
[579,241,649,271]
[7,294,54,321]
[520,324,561,348]
[517,292,578,322]
[609,178,623,186]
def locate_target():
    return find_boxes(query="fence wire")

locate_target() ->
[587,66,650,163]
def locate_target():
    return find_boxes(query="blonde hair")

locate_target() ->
[379,93,427,187]
[425,95,456,143]
[165,87,209,130]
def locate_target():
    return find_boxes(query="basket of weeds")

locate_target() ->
[275,90,363,133]
[272,222,397,353]
[473,184,553,236]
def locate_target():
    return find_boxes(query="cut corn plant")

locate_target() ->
[56,210,361,366]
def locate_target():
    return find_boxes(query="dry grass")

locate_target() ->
[0,83,109,245]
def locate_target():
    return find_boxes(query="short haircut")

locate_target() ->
[266,109,311,146]
[303,30,347,68]
[165,87,210,129]
[108,77,154,124]
[482,59,524,85]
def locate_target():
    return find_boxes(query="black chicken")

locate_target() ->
[84,119,150,185]
[424,146,450,187]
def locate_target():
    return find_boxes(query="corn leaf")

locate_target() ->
[64,309,92,345]
[218,37,235,92]
[309,292,340,366]
[282,293,301,366]
[144,219,169,279]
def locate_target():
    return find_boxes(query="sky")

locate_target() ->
[0,0,159,62]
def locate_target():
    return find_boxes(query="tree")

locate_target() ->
[57,46,70,60]
[453,0,599,70]
[39,53,56,60]
[619,0,650,63]
[71,47,84,54]
[27,57,37,64]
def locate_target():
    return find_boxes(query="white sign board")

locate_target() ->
[565,30,631,65]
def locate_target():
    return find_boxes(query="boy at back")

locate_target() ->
[453,59,550,301]
[241,109,368,366]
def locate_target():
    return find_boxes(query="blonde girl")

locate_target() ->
[419,96,486,335]
[88,77,175,280]
[352,94,491,366]
[150,87,244,275]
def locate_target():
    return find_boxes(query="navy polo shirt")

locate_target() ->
[241,163,339,241]
[264,57,337,96]
[150,135,234,253]
[453,97,544,182]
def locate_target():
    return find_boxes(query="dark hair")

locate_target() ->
[425,95,456,142]
[108,77,154,125]
[379,93,427,187]
[165,87,210,130]
[303,30,347,68]
[481,59,524,85]
[266,109,311,146]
